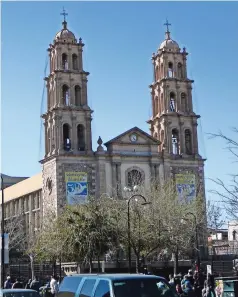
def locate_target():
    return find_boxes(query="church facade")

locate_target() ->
[1,17,206,228]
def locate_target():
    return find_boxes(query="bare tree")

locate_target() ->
[208,128,238,219]
[206,199,225,231]
[4,213,25,255]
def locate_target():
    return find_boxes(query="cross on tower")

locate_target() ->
[164,19,171,32]
[60,7,68,22]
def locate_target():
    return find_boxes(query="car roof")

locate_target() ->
[0,289,37,293]
[66,273,164,280]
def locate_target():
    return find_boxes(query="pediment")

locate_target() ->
[104,126,160,147]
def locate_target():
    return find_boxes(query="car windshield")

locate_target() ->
[113,278,178,297]
[3,292,40,297]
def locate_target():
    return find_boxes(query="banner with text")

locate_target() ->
[65,172,88,205]
[175,173,196,202]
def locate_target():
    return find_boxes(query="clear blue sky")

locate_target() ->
[1,1,238,203]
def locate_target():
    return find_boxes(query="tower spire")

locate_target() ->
[60,7,68,29]
[164,19,171,40]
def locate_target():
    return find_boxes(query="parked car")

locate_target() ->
[58,273,178,297]
[0,289,40,297]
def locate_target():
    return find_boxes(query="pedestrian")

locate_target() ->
[187,269,194,286]
[168,274,175,287]
[4,276,12,289]
[207,273,216,297]
[50,275,59,297]
[12,278,23,289]
[176,284,183,296]
[30,276,41,291]
[181,275,194,296]
[25,279,32,289]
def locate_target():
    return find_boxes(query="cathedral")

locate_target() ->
[1,16,205,229]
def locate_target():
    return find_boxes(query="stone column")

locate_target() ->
[68,47,72,70]
[49,118,53,155]
[52,120,56,154]
[165,84,170,112]
[192,122,199,155]
[85,116,92,151]
[111,163,117,197]
[78,46,83,70]
[116,163,122,197]
[174,56,177,78]
[167,128,172,154]
[163,56,168,77]
[179,120,184,154]
[182,54,187,79]
[71,116,77,152]
[43,123,48,156]
[58,117,63,154]
[176,85,180,112]
[57,47,62,70]
[81,78,88,106]
[98,162,106,197]
[187,86,193,112]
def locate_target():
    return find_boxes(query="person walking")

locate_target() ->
[4,276,12,289]
[12,278,23,289]
[25,279,32,289]
[50,275,59,297]
[30,276,41,291]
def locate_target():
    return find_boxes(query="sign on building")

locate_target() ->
[65,172,88,205]
[175,174,196,202]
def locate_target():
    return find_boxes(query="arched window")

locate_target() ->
[233,230,237,241]
[62,85,70,105]
[128,170,142,188]
[169,92,176,112]
[62,53,68,70]
[72,54,78,70]
[168,62,173,78]
[172,129,179,155]
[181,93,187,112]
[185,129,192,155]
[75,86,81,106]
[154,132,158,139]
[77,124,85,151]
[63,124,71,151]
[177,62,183,79]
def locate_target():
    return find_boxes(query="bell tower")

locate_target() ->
[42,10,93,158]
[148,21,200,159]
[41,10,96,216]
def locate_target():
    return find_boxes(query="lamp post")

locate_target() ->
[124,186,151,273]
[183,212,200,271]
[1,175,5,288]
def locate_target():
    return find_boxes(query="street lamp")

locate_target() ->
[1,175,5,288]
[124,186,151,273]
[182,212,200,271]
